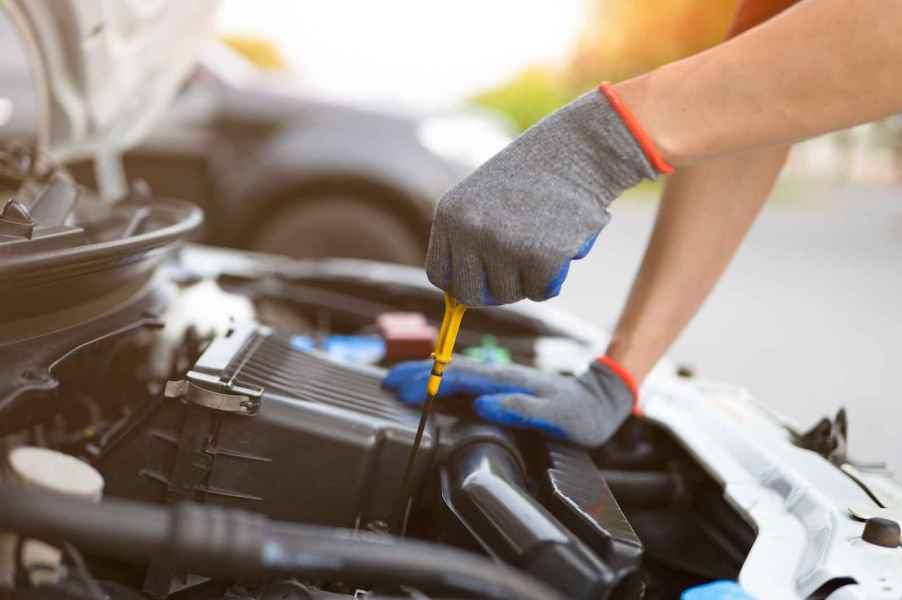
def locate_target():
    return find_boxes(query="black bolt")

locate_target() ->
[676,364,695,378]
[863,517,901,548]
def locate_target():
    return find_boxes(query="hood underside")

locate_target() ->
[1,0,219,163]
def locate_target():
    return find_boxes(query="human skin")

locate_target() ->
[604,145,789,382]
[602,0,902,382]
[616,0,902,166]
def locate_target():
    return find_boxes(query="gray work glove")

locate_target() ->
[426,85,670,306]
[383,355,638,447]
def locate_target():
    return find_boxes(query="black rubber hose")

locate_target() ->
[264,523,563,599]
[0,484,561,600]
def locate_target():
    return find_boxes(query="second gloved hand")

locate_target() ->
[382,355,638,447]
[425,84,672,306]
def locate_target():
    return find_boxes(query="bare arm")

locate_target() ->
[615,0,902,165]
[600,0,893,382]
[605,145,789,382]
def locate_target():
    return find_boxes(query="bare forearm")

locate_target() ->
[606,145,789,382]
[616,0,902,165]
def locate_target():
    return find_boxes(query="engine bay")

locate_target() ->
[0,241,764,600]
[4,0,902,596]
[0,163,900,600]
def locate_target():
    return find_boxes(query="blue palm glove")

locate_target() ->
[382,355,637,447]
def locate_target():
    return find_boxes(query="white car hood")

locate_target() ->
[1,0,219,163]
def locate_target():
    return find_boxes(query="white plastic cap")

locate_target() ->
[8,446,104,501]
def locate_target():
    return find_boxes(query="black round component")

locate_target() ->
[249,194,423,266]
[862,517,901,548]
[0,196,202,322]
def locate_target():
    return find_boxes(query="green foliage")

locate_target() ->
[472,68,573,133]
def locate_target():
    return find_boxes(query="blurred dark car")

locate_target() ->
[0,22,512,265]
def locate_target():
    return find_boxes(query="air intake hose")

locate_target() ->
[0,483,561,600]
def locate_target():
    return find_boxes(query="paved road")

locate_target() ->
[552,181,902,472]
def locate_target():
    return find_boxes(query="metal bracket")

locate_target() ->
[164,378,261,416]
[0,199,34,238]
[94,149,127,203]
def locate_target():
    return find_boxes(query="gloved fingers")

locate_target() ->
[449,246,487,307]
[541,229,602,299]
[384,361,533,406]
[544,256,572,300]
[481,259,524,305]
[427,371,531,404]
[424,225,452,289]
[396,373,531,405]
[473,393,570,441]
[516,250,556,302]
[382,360,431,390]
[384,356,520,389]
[572,229,600,259]
[396,369,435,404]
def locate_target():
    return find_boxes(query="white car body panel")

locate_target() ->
[642,375,902,599]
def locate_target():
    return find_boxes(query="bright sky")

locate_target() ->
[219,0,587,111]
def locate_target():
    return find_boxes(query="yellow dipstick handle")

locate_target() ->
[427,293,467,397]
[394,293,468,533]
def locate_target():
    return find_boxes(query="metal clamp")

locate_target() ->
[164,379,262,415]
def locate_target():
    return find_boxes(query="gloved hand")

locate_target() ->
[382,355,638,447]
[425,83,672,307]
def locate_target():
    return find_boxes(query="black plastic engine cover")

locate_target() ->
[94,323,436,528]
[440,434,644,600]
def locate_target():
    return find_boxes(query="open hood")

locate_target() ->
[0,1,212,317]
[1,0,219,164]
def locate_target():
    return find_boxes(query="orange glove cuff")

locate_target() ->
[597,355,642,415]
[598,82,674,175]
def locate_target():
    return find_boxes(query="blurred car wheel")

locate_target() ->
[248,194,425,265]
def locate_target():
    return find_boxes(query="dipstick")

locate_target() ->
[394,293,467,532]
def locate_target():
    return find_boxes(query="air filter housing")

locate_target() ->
[94,322,436,528]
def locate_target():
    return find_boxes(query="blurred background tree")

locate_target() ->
[472,67,572,133]
[475,0,738,132]
[567,0,737,88]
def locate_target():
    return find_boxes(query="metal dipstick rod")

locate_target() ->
[393,293,467,533]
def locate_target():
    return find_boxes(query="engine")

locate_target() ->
[97,322,438,530]
[0,241,762,600]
